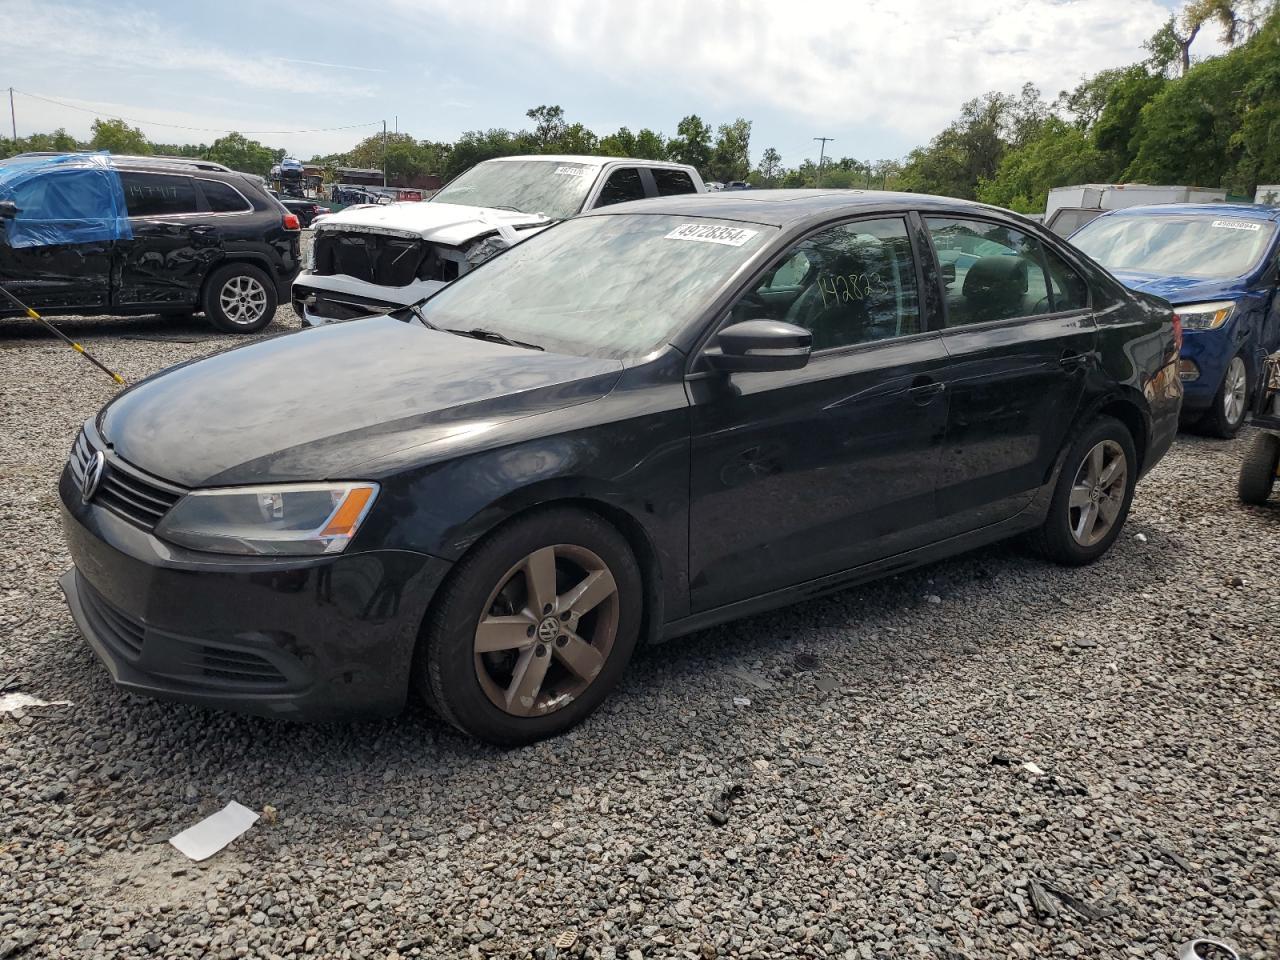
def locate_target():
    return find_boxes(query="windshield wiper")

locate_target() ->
[445,327,544,351]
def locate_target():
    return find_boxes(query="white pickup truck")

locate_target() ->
[292,154,705,326]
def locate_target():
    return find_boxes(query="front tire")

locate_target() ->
[203,263,277,334]
[415,508,643,746]
[1202,354,1249,438]
[1031,416,1137,566]
[1238,432,1279,505]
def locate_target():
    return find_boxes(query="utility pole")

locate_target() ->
[382,119,388,188]
[813,136,833,187]
[9,88,16,141]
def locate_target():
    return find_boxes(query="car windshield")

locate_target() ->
[1071,214,1277,279]
[431,160,597,220]
[419,213,776,359]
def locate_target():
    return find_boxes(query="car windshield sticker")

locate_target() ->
[664,223,759,247]
[554,165,589,177]
[1211,219,1261,231]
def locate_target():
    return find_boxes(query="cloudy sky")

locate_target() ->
[3,0,1218,167]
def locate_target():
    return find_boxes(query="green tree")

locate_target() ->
[204,132,281,176]
[89,118,151,155]
[526,105,567,150]
[709,118,751,182]
[632,128,668,160]
[978,117,1109,212]
[669,114,712,174]
[442,128,525,180]
[1091,67,1167,175]
[1125,45,1253,187]
[757,146,782,183]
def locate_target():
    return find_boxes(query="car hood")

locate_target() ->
[1109,269,1251,305]
[312,200,552,246]
[98,316,623,487]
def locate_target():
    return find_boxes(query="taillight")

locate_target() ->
[1171,313,1183,351]
[282,213,301,231]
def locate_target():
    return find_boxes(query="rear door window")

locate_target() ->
[199,179,251,213]
[120,172,199,217]
[595,167,646,207]
[925,217,1053,326]
[652,168,697,197]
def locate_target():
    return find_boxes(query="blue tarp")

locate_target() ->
[0,153,133,249]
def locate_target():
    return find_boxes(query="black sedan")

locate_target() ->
[58,191,1182,745]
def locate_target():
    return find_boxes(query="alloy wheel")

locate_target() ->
[1223,356,1247,426]
[219,275,269,327]
[1068,439,1127,547]
[473,544,620,717]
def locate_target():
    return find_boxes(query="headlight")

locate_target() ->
[154,482,378,556]
[1174,300,1236,331]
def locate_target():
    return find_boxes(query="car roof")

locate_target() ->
[1098,202,1280,222]
[580,189,989,228]
[483,154,692,169]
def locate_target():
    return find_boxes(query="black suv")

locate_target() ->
[0,153,300,333]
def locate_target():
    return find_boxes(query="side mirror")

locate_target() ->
[704,320,811,373]
[0,201,18,220]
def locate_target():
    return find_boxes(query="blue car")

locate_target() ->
[1071,203,1280,436]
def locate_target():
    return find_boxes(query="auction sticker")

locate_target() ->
[554,165,589,177]
[664,223,758,246]
[1212,219,1261,231]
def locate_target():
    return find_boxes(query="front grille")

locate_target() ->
[312,231,457,287]
[79,578,145,661]
[70,429,185,531]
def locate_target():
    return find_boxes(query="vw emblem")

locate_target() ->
[537,617,560,642]
[81,451,106,505]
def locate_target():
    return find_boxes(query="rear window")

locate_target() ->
[200,179,251,213]
[120,172,198,217]
[652,168,697,196]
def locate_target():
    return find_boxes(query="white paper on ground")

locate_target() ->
[170,801,260,861]
[1022,762,1046,776]
[0,692,72,713]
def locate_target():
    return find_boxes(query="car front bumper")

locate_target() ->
[59,470,452,722]
[1179,326,1243,411]
[291,272,446,328]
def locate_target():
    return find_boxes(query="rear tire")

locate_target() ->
[1237,432,1279,505]
[1030,416,1137,566]
[203,263,277,334]
[1201,354,1249,439]
[415,508,643,746]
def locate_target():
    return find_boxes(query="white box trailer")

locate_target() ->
[1045,183,1229,236]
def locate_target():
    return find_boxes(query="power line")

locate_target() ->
[10,88,382,137]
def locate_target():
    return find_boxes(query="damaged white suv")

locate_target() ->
[292,155,704,326]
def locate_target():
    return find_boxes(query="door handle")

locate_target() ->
[1060,351,1089,372]
[909,376,946,405]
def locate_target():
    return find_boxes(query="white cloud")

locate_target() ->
[387,0,1215,142]
[5,0,377,100]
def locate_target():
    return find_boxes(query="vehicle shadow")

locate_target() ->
[0,310,299,343]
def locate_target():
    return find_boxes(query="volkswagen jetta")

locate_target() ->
[59,191,1182,745]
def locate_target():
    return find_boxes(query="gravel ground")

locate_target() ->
[1,307,1278,960]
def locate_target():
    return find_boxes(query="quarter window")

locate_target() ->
[595,168,646,207]
[1044,249,1089,311]
[652,168,697,196]
[120,173,198,217]
[200,179,251,213]
[730,217,921,351]
[926,217,1052,326]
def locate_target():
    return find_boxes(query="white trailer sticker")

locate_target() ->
[1212,219,1261,231]
[554,165,589,177]
[664,223,759,246]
